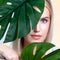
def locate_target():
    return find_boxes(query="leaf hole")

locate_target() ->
[7,2,12,5]
[0,15,3,17]
[33,6,41,13]
[33,45,37,55]
[11,12,15,18]
[0,25,1,30]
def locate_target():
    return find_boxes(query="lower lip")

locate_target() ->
[31,35,41,40]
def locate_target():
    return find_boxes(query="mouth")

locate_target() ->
[31,35,42,40]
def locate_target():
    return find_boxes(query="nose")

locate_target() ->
[34,23,40,32]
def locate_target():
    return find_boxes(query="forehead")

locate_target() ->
[41,7,50,18]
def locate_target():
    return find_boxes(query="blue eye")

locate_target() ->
[41,18,48,23]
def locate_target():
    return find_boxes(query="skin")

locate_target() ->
[24,6,51,46]
[0,44,19,60]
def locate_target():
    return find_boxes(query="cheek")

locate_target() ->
[41,23,50,35]
[24,35,31,43]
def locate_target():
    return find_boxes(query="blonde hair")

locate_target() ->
[45,0,53,42]
[45,0,52,16]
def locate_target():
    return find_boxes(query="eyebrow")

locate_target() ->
[42,17,50,18]
[40,17,50,19]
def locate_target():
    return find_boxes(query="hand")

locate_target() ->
[0,44,19,60]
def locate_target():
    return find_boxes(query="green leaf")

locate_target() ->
[21,42,55,60]
[0,0,8,5]
[0,14,11,39]
[42,49,60,60]
[0,0,45,42]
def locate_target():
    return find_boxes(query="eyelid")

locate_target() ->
[40,18,48,23]
[40,18,48,21]
[41,17,50,20]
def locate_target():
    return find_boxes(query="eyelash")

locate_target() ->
[40,18,48,23]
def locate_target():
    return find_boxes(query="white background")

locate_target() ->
[51,0,60,47]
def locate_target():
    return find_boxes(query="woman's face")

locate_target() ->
[24,7,51,44]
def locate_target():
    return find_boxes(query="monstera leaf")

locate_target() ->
[21,42,60,60]
[0,0,45,42]
[0,0,8,5]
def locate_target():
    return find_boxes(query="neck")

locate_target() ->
[22,40,29,49]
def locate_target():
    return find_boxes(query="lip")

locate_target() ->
[31,34,42,40]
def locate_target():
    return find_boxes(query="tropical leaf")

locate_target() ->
[42,49,60,60]
[0,0,45,42]
[0,0,8,5]
[21,42,55,60]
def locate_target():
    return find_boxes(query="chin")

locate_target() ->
[30,40,44,43]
